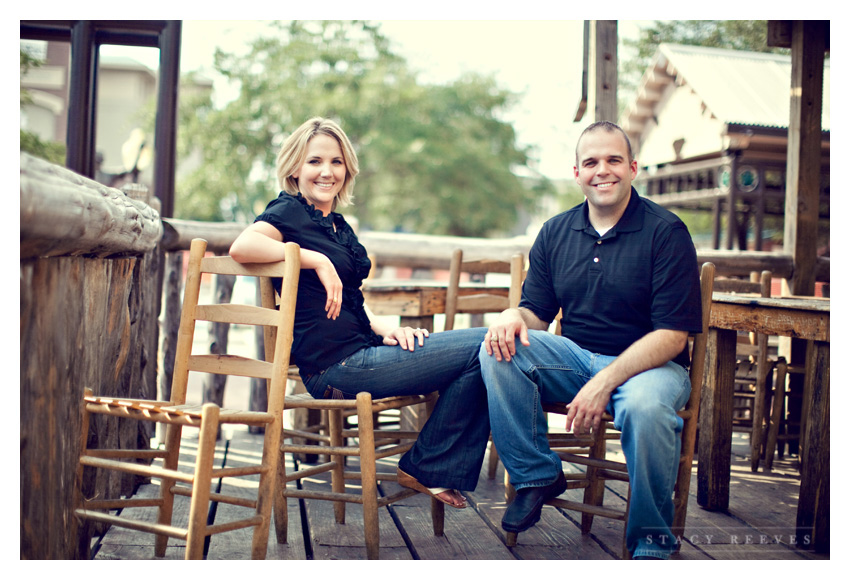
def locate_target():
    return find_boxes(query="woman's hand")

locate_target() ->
[382,326,430,351]
[312,254,343,320]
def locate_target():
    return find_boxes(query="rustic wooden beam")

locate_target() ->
[160,218,246,253]
[591,20,618,122]
[20,153,162,259]
[783,20,827,295]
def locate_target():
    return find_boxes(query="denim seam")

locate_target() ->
[525,364,566,484]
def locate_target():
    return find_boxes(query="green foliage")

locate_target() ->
[20,129,66,165]
[176,20,552,236]
[20,50,66,165]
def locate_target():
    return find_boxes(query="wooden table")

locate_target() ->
[698,293,829,552]
[362,279,509,331]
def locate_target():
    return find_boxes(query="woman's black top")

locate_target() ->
[254,192,383,377]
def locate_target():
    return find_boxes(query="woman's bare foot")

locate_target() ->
[434,489,468,508]
[397,468,469,509]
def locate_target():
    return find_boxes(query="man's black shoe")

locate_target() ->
[502,472,568,533]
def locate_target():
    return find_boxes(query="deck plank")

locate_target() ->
[382,480,515,560]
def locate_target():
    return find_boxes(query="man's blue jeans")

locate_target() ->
[479,330,691,558]
[304,327,490,491]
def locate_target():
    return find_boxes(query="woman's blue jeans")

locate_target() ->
[304,327,490,491]
[479,329,691,558]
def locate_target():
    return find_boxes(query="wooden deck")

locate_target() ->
[90,421,826,561]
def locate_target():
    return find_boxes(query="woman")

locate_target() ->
[230,117,489,508]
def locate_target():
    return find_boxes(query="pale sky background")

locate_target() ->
[100,19,650,181]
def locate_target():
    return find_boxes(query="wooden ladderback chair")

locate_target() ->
[259,279,442,560]
[444,248,525,479]
[75,238,300,559]
[713,270,782,471]
[504,262,715,558]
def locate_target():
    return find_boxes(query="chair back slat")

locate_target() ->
[200,255,288,277]
[454,294,512,314]
[194,303,282,326]
[187,354,274,380]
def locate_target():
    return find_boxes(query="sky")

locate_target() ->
[99,19,649,181]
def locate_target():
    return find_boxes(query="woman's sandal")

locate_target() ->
[397,468,468,509]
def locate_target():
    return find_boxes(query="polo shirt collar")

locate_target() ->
[571,187,645,236]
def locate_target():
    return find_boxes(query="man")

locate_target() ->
[480,121,702,559]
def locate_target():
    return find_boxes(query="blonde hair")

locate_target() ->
[276,117,359,211]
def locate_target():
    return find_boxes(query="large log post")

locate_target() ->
[20,153,162,559]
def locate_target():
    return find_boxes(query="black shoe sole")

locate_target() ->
[502,511,542,533]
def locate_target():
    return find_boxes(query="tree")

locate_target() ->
[176,20,552,236]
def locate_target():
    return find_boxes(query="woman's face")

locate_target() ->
[293,134,347,215]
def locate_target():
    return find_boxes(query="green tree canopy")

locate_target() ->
[176,20,552,237]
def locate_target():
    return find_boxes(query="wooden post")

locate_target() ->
[67,20,97,178]
[590,20,618,122]
[154,20,181,219]
[797,340,829,552]
[783,20,826,297]
[250,280,269,433]
[697,328,736,510]
[779,21,827,459]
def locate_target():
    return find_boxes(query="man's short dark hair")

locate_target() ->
[575,121,634,164]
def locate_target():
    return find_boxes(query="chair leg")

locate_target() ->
[251,416,283,560]
[328,408,346,524]
[431,497,445,536]
[765,360,788,471]
[185,405,220,560]
[581,425,609,534]
[487,436,500,479]
[155,421,183,557]
[75,389,94,559]
[356,392,380,560]
[621,485,632,559]
[273,442,289,543]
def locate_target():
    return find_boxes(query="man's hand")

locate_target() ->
[563,328,689,433]
[484,309,530,362]
[564,376,614,434]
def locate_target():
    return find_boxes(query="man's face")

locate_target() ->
[573,129,638,215]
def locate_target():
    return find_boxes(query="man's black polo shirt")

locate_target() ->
[520,188,702,368]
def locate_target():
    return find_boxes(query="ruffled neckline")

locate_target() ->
[291,191,371,277]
